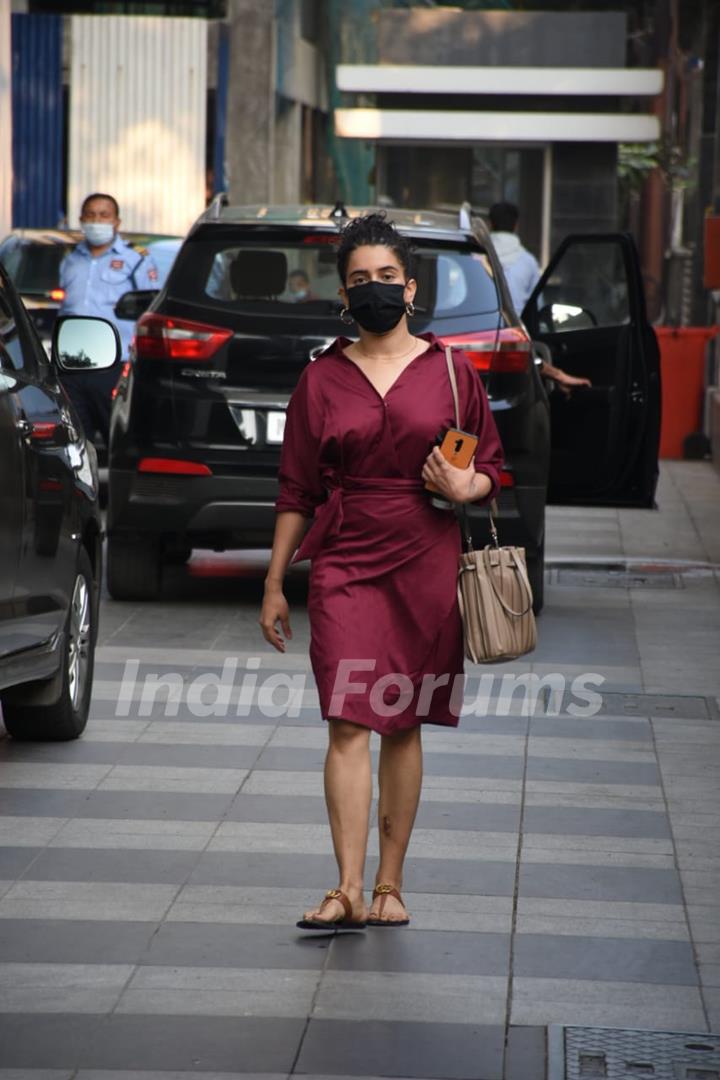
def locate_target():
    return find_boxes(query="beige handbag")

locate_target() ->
[444,347,537,663]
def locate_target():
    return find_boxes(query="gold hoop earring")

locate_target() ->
[405,301,416,317]
[340,307,354,325]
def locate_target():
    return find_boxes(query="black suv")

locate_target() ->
[107,203,661,611]
[0,259,120,740]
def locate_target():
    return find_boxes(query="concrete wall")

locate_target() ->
[226,0,275,204]
[377,9,626,68]
[551,143,619,254]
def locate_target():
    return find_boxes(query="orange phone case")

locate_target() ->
[425,427,479,493]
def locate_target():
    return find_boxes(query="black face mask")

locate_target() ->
[346,281,407,334]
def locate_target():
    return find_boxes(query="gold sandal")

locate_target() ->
[296,889,367,931]
[367,883,410,927]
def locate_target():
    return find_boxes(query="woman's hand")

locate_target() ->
[422,446,492,504]
[259,583,292,653]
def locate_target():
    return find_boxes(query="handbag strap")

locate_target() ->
[444,345,461,429]
[481,546,535,617]
[443,345,499,549]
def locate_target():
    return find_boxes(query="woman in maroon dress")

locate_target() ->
[260,213,503,930]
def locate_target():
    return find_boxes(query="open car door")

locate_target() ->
[522,234,660,507]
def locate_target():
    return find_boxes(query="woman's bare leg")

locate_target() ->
[370,725,423,921]
[303,718,372,923]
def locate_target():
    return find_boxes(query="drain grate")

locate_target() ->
[598,692,713,720]
[549,1025,720,1080]
[556,569,681,589]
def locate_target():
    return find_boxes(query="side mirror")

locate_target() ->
[115,289,159,321]
[52,316,120,371]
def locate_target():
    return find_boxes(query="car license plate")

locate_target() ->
[266,410,286,444]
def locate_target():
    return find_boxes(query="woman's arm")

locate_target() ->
[260,511,309,653]
[260,364,326,653]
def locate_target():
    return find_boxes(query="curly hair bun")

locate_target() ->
[336,211,414,284]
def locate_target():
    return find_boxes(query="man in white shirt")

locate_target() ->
[489,201,541,314]
[489,201,591,394]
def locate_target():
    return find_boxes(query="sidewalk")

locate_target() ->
[0,461,718,1079]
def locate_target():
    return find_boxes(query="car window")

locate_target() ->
[0,237,74,298]
[0,285,30,373]
[537,240,631,333]
[167,231,500,320]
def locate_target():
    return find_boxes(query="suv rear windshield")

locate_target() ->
[168,229,500,321]
[0,238,73,297]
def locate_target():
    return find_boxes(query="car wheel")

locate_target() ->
[107,535,162,600]
[1,548,96,741]
[164,541,192,566]
[526,541,545,616]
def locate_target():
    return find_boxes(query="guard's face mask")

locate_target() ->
[81,222,115,247]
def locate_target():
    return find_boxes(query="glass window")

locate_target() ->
[538,241,630,332]
[0,288,28,373]
[169,232,499,320]
[0,238,73,297]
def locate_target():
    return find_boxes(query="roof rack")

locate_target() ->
[459,201,473,231]
[208,192,229,219]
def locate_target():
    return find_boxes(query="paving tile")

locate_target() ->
[97,766,248,795]
[513,933,698,985]
[133,721,274,746]
[75,1073,288,1080]
[71,790,235,821]
[528,716,651,740]
[116,965,319,1017]
[314,971,507,1024]
[22,848,199,885]
[78,1015,305,1072]
[525,757,660,785]
[414,801,520,832]
[510,977,707,1030]
[113,744,262,769]
[0,789,86,818]
[190,851,517,897]
[0,920,156,963]
[167,885,513,934]
[515,898,688,942]
[523,805,671,838]
[0,962,133,1013]
[504,1025,546,1080]
[0,764,111,790]
[0,881,178,922]
[0,846,44,877]
[0,1071,74,1079]
[140,921,330,970]
[527,738,655,762]
[325,929,510,975]
[519,862,683,903]
[296,1019,505,1080]
[224,793,331,825]
[0,1014,101,1068]
[47,818,216,852]
[0,742,129,766]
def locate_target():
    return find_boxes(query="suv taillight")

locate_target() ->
[439,328,532,373]
[135,313,232,361]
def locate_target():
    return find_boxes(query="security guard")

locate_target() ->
[59,192,159,443]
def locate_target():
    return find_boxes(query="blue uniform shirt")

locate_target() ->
[59,234,159,359]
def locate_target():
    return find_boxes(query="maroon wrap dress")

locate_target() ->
[275,332,504,735]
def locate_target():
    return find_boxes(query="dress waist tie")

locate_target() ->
[291,475,427,564]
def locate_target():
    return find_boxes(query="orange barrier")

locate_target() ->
[655,326,719,459]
